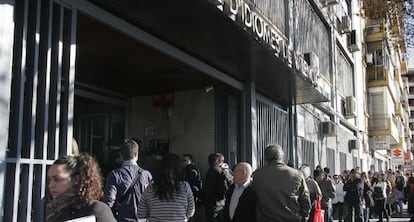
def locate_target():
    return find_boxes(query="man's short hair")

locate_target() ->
[314,168,323,178]
[264,144,284,163]
[120,139,139,160]
[208,153,220,167]
[323,167,330,174]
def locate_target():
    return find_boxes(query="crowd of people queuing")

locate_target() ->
[326,166,414,222]
[45,140,414,222]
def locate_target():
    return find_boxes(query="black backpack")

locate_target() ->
[185,164,203,205]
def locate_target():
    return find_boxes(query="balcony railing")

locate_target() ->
[367,66,387,82]
[369,115,391,131]
[395,103,402,115]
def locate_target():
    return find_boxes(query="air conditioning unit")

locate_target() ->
[339,16,351,34]
[303,52,320,83]
[344,96,357,118]
[303,53,320,69]
[348,139,360,151]
[347,30,360,52]
[321,121,336,137]
[321,0,340,7]
[366,25,381,35]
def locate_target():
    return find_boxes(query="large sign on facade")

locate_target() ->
[370,136,389,150]
[210,0,319,80]
[211,0,290,59]
[392,147,404,164]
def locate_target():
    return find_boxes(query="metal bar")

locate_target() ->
[5,158,54,165]
[43,0,52,160]
[66,7,77,155]
[12,0,29,220]
[54,4,63,156]
[26,0,42,219]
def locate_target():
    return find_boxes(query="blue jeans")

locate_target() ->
[345,201,364,222]
[323,206,333,222]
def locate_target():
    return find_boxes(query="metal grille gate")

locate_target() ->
[256,98,289,167]
[5,0,76,221]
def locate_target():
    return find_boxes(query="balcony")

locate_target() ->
[367,66,400,103]
[365,20,386,42]
[406,125,412,139]
[394,69,404,91]
[367,66,389,86]
[395,102,402,116]
[403,103,411,116]
[368,115,399,143]
[401,57,408,75]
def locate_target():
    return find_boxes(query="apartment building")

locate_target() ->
[363,0,411,170]
[0,0,410,221]
[408,68,414,165]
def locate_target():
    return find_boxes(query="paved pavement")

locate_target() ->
[333,216,411,222]
[333,204,412,222]
[333,217,411,222]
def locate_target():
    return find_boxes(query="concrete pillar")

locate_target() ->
[243,82,258,170]
[0,1,15,221]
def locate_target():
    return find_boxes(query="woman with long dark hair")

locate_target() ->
[46,153,116,222]
[138,153,195,221]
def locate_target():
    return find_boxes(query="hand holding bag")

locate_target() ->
[313,195,325,222]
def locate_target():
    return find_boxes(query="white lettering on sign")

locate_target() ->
[211,0,315,78]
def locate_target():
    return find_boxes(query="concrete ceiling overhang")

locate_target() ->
[79,0,323,106]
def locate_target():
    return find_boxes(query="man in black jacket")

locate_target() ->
[183,154,203,205]
[224,162,257,222]
[204,153,233,222]
[343,168,364,222]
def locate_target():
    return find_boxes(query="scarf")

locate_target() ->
[45,190,80,222]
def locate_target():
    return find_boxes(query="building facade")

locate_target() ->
[0,0,410,221]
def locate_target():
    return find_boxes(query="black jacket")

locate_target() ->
[47,200,116,222]
[344,178,364,203]
[223,183,257,222]
[204,166,229,205]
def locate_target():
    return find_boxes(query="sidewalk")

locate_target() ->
[333,204,412,222]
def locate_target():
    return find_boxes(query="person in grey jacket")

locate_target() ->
[315,167,336,222]
[252,144,311,222]
[300,164,322,222]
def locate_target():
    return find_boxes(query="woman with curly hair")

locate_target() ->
[138,153,195,221]
[46,153,116,222]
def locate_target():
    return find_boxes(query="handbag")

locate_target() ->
[313,195,325,222]
[112,168,143,218]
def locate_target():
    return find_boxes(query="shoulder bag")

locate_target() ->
[112,168,143,218]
